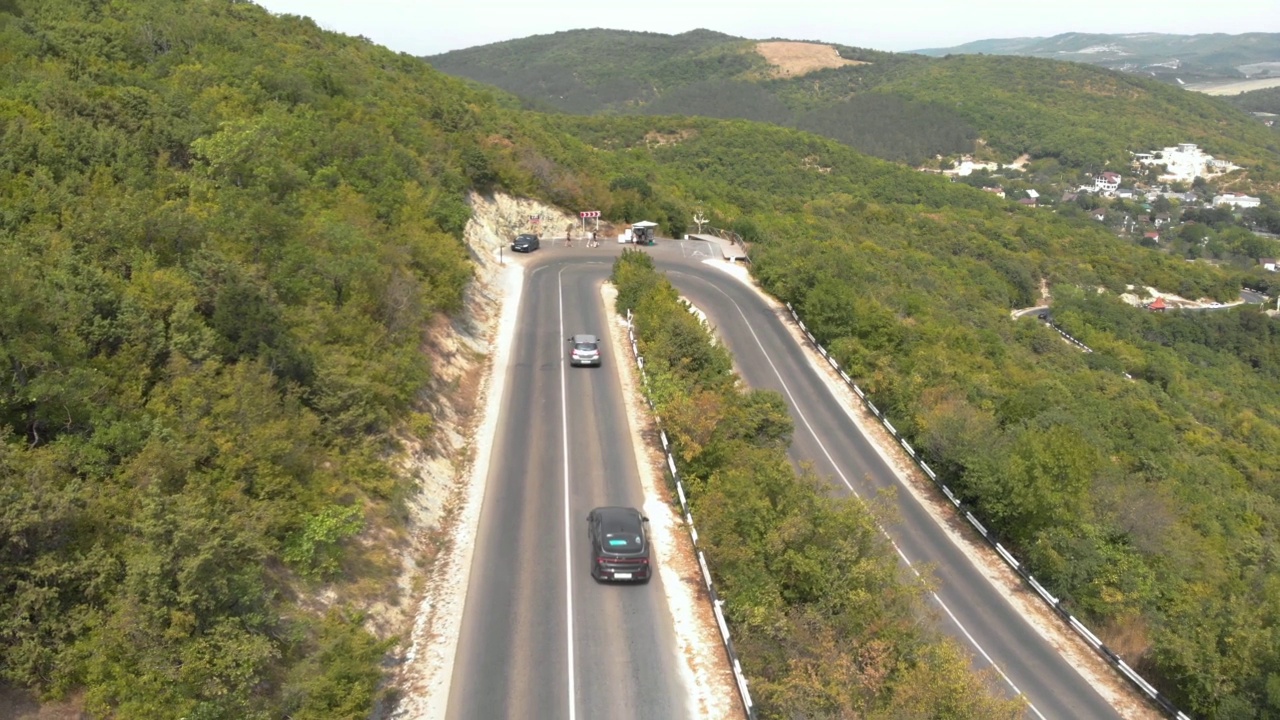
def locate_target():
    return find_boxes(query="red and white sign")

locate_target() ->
[579,210,601,218]
[529,214,541,224]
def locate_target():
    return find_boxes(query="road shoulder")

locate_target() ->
[601,282,740,720]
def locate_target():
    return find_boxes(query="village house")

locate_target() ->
[1261,258,1278,272]
[981,186,1006,199]
[1213,192,1262,209]
[1135,143,1240,182]
[1093,171,1121,193]
[1144,231,1161,243]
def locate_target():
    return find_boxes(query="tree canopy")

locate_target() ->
[4,0,1280,717]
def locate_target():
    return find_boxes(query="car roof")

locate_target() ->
[593,506,642,527]
[515,233,537,240]
[572,334,598,344]
[594,508,643,537]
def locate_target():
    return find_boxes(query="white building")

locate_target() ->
[1093,171,1121,193]
[943,157,1001,177]
[1135,143,1240,182]
[1213,193,1262,209]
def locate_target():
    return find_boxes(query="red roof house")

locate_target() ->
[1147,297,1167,311]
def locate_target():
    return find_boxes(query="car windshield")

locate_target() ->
[602,533,642,552]
[574,342,597,352]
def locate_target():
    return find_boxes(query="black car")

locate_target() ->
[568,334,601,367]
[587,507,651,582]
[511,233,540,252]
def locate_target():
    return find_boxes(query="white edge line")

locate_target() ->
[412,265,524,720]
[558,268,578,720]
[677,273,1043,717]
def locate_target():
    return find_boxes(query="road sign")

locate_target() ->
[579,211,601,218]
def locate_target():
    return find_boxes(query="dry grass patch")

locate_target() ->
[754,41,867,78]
[645,128,698,147]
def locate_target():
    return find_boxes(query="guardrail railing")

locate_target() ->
[783,301,1191,720]
[624,308,757,720]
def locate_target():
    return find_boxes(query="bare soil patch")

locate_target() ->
[1189,77,1280,95]
[754,41,866,78]
[0,687,86,720]
[645,129,698,147]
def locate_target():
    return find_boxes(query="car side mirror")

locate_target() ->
[641,516,650,522]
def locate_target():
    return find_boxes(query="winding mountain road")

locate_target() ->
[446,239,1127,719]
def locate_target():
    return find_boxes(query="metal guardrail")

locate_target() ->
[784,302,1192,720]
[624,309,757,720]
[704,226,752,264]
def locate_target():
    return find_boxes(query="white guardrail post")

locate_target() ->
[781,304,1188,720]
[630,337,757,719]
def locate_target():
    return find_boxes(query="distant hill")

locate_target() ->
[427,29,1278,170]
[1230,85,1280,115]
[911,32,1280,85]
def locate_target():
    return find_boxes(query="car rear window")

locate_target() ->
[574,342,597,351]
[603,533,642,551]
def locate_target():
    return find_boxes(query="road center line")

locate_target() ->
[672,272,1042,717]
[558,267,577,720]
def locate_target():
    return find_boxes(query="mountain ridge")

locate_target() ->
[910,31,1280,85]
[427,28,1279,170]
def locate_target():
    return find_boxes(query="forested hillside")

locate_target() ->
[0,1,1031,717]
[0,0,600,716]
[5,0,1280,717]
[1231,86,1280,115]
[428,29,1279,170]
[912,31,1280,85]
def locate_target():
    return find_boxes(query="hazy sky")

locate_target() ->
[252,0,1280,57]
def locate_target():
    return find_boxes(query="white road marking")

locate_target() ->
[673,272,1043,718]
[558,268,578,720]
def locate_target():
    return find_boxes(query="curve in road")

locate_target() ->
[652,251,1123,720]
[448,239,1129,720]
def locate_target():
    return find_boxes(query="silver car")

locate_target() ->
[568,334,601,367]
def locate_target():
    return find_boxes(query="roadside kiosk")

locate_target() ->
[631,220,658,246]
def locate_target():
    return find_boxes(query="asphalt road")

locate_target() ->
[650,247,1123,720]
[446,259,689,720]
[448,238,1126,720]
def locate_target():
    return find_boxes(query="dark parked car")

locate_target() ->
[511,233,540,252]
[588,506,651,582]
[568,334,601,367]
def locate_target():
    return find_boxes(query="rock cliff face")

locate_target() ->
[464,192,579,271]
[393,190,571,549]
[379,191,581,714]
